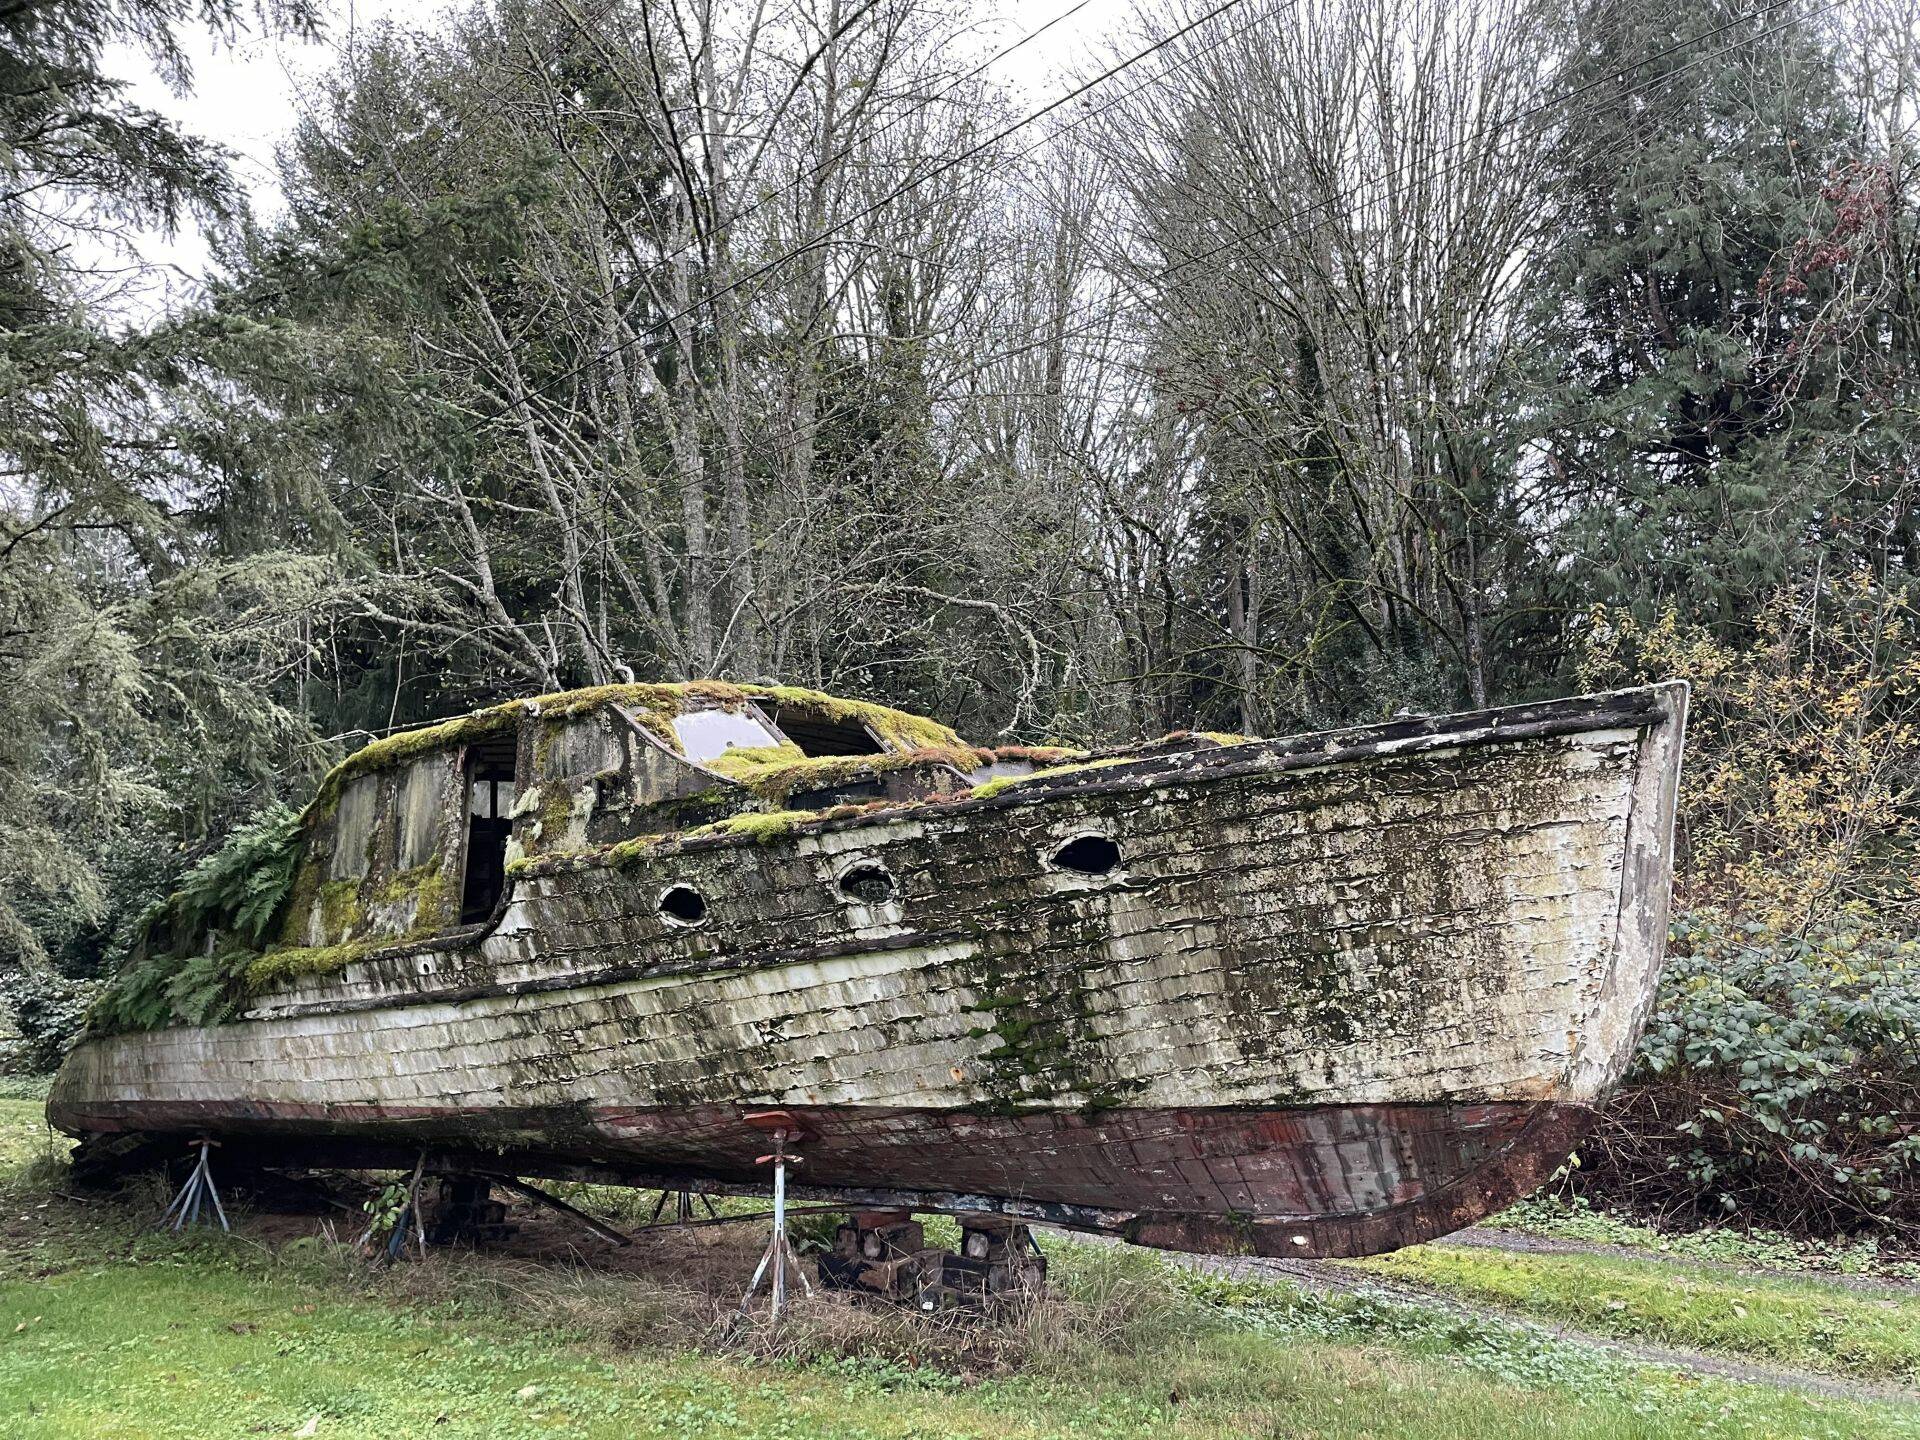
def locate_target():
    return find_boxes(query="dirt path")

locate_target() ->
[1062,1235,1920,1407]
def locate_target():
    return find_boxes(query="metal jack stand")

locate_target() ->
[729,1111,813,1330]
[160,1138,229,1233]
[645,1187,720,1225]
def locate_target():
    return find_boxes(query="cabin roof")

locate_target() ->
[310,680,968,815]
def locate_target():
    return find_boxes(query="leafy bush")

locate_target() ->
[1580,573,1920,924]
[88,803,306,1036]
[1582,911,1920,1233]
[0,966,98,1073]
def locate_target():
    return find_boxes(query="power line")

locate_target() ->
[341,0,1261,501]
[911,0,1840,410]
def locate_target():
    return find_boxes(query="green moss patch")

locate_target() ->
[684,809,817,845]
[970,755,1137,801]
[89,680,974,1033]
[729,746,979,804]
[1354,1243,1920,1384]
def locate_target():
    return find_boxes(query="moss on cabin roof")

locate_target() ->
[309,680,966,816]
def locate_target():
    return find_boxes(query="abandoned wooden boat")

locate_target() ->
[49,679,1687,1259]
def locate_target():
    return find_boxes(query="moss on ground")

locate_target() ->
[1352,1243,1920,1384]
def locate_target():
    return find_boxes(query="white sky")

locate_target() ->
[101,0,1136,320]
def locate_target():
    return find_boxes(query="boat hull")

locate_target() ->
[50,685,1686,1257]
[51,1095,1590,1258]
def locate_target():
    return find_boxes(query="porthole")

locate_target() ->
[1052,834,1122,876]
[658,884,709,927]
[837,862,897,905]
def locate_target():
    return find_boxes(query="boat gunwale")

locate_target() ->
[513,682,1683,878]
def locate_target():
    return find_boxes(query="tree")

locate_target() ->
[1,0,333,1020]
[1526,0,1889,630]
[1084,0,1560,725]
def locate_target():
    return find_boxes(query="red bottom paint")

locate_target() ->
[49,1096,1590,1258]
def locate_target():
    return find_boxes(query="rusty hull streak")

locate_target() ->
[48,684,1687,1258]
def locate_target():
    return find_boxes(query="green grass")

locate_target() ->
[0,1095,60,1177]
[7,1253,1913,1440]
[1355,1244,1920,1382]
[2,1098,1918,1438]
[1496,1194,1915,1278]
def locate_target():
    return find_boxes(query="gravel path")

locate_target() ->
[1060,1232,1920,1408]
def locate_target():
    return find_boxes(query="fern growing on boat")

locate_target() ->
[150,803,306,950]
[89,804,305,1033]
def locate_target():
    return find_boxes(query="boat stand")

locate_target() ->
[158,1137,229,1233]
[728,1111,813,1330]
[816,1211,1048,1310]
[646,1187,721,1225]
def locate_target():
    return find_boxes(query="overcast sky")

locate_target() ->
[102,0,1134,319]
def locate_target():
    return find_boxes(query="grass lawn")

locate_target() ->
[1354,1243,1920,1383]
[4,1094,1919,1439]
[1494,1195,1919,1279]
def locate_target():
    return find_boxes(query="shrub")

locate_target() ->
[1582,911,1920,1233]
[0,966,97,1073]
[1579,572,1920,924]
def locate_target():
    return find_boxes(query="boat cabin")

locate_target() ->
[277,684,984,956]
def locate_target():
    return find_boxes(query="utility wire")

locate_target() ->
[912,0,1839,411]
[341,0,1261,500]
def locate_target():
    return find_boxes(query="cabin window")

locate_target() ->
[460,733,519,923]
[672,707,783,764]
[658,884,708,927]
[394,759,445,869]
[837,862,897,905]
[545,715,619,778]
[773,704,884,757]
[329,776,379,880]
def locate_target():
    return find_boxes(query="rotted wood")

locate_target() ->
[48,685,1686,1262]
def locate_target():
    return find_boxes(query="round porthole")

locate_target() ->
[658,884,709,927]
[837,862,897,905]
[1052,834,1122,876]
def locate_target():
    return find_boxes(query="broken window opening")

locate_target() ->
[672,706,783,764]
[773,705,885,758]
[1052,834,1122,877]
[460,734,519,924]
